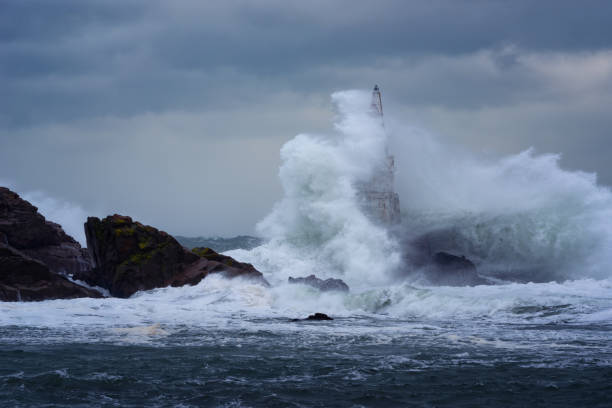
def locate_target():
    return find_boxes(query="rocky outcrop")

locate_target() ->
[0,243,102,301]
[191,247,267,283]
[0,187,100,301]
[401,228,488,286]
[0,187,91,276]
[288,274,349,292]
[76,215,267,298]
[0,188,268,301]
[426,251,486,286]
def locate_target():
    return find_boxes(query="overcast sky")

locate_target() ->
[1,0,612,237]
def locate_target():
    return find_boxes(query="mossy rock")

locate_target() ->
[192,247,252,270]
[138,237,154,250]
[114,227,136,237]
[192,247,212,258]
[192,247,228,263]
[80,214,265,298]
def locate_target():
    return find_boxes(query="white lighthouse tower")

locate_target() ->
[355,85,401,225]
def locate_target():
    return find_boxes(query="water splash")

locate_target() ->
[389,121,612,281]
[231,90,401,289]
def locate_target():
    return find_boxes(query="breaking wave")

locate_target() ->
[232,89,612,289]
[391,122,612,282]
[221,88,612,322]
[229,90,401,290]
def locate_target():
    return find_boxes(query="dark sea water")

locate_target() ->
[1,312,611,407]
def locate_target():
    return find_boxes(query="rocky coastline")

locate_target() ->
[0,187,267,301]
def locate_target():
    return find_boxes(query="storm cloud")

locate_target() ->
[1,0,612,238]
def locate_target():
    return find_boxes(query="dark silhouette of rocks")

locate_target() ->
[0,186,268,301]
[288,274,349,292]
[0,241,101,301]
[0,187,101,301]
[0,187,91,276]
[427,251,486,286]
[401,228,487,286]
[306,312,333,320]
[191,247,268,283]
[75,215,268,298]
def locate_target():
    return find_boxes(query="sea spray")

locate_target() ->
[231,88,612,289]
[232,90,402,289]
[388,120,612,281]
[21,191,90,247]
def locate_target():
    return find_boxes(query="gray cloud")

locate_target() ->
[3,0,612,124]
[1,0,612,236]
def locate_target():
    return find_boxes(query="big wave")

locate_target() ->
[232,89,612,287]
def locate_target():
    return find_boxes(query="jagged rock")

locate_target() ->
[0,187,91,275]
[0,243,102,301]
[0,187,99,301]
[288,274,349,292]
[191,247,266,282]
[76,215,268,298]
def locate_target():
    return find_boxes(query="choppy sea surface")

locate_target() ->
[1,276,612,407]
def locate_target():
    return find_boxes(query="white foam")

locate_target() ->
[1,276,610,333]
[390,121,612,281]
[226,90,400,292]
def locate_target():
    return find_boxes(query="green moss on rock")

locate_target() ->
[192,247,211,258]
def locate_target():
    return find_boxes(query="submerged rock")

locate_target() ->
[0,243,102,301]
[76,215,267,298]
[288,274,349,292]
[291,313,334,322]
[0,187,91,276]
[306,313,333,320]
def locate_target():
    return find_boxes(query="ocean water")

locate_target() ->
[2,90,612,407]
[1,278,611,407]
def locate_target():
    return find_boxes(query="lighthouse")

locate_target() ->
[355,85,401,225]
